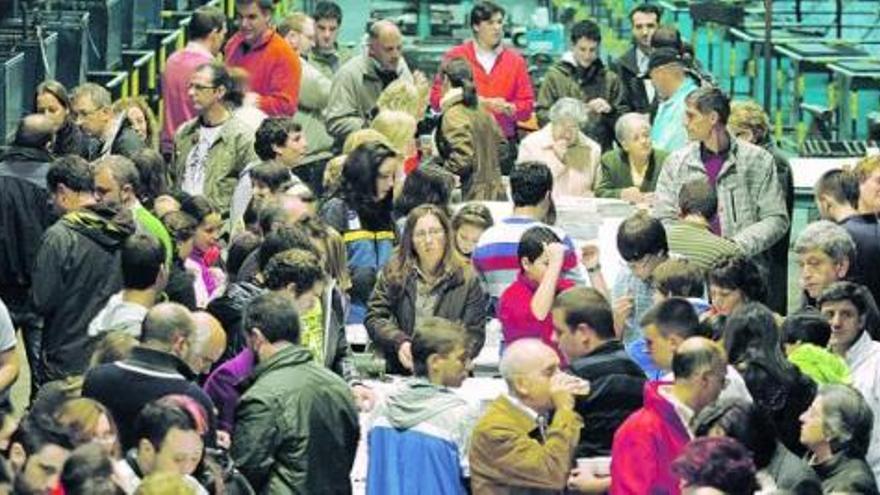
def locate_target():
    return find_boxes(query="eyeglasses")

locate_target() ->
[413,228,445,240]
[188,82,217,91]
[72,106,102,121]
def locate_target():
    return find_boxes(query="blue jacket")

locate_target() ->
[319,197,394,323]
[367,379,479,495]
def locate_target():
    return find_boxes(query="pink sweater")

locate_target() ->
[160,43,214,154]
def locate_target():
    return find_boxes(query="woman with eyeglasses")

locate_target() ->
[722,302,817,458]
[365,205,488,375]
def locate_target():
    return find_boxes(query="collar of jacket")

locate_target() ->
[642,381,691,437]
[568,339,627,372]
[363,55,405,83]
[0,145,52,163]
[558,51,605,81]
[699,133,733,161]
[62,203,136,245]
[237,28,276,54]
[680,136,743,179]
[246,344,314,386]
[439,87,464,112]
[126,346,196,380]
[616,46,641,74]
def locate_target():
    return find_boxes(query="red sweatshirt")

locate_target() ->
[225,29,301,116]
[430,41,534,139]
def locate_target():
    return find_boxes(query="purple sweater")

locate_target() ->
[203,348,255,433]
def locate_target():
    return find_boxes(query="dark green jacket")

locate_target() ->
[595,148,668,199]
[231,345,359,494]
[536,53,627,152]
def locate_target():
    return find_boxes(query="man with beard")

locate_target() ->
[31,156,134,386]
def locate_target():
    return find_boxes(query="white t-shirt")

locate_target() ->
[182,124,224,195]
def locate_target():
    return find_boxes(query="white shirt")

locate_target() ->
[475,43,502,75]
[844,331,880,486]
[182,123,223,195]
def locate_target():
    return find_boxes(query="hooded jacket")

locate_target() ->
[0,145,55,305]
[610,381,690,495]
[31,204,134,381]
[536,52,627,152]
[367,378,479,494]
[231,344,359,494]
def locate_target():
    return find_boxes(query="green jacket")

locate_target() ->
[595,148,668,199]
[171,115,258,215]
[231,344,359,494]
[536,53,627,152]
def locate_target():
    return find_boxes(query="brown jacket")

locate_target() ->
[436,89,508,201]
[470,395,583,495]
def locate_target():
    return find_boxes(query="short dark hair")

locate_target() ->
[518,225,561,264]
[227,231,261,279]
[782,309,832,347]
[708,254,766,304]
[187,5,225,40]
[254,118,302,161]
[617,211,668,262]
[553,287,615,340]
[10,413,75,457]
[687,87,731,126]
[671,338,725,379]
[134,401,196,450]
[251,161,292,192]
[411,317,469,378]
[629,3,663,22]
[263,248,325,294]
[671,437,758,494]
[570,20,601,44]
[122,233,165,290]
[652,259,705,298]
[393,164,452,219]
[313,1,342,23]
[815,169,859,209]
[131,148,167,205]
[140,303,195,345]
[641,298,704,339]
[60,444,118,495]
[470,1,505,29]
[47,155,93,193]
[162,211,197,244]
[258,225,315,272]
[244,291,301,344]
[179,195,215,225]
[817,281,880,339]
[235,0,274,14]
[679,179,718,220]
[195,61,242,107]
[510,161,553,207]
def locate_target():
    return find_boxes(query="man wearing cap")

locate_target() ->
[648,48,699,154]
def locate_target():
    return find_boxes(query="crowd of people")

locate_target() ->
[0,0,880,493]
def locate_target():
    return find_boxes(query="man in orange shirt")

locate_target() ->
[225,0,301,116]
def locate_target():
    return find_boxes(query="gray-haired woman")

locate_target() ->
[595,112,668,203]
[517,97,602,198]
[799,384,878,494]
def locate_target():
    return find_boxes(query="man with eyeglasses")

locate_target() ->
[70,83,144,160]
[171,62,259,218]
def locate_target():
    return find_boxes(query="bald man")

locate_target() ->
[324,19,414,146]
[188,311,227,375]
[469,339,586,493]
[611,337,728,495]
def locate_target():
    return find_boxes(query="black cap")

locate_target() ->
[648,47,682,72]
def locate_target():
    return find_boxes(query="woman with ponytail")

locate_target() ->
[435,57,508,201]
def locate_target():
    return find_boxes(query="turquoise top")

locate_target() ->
[650,78,699,154]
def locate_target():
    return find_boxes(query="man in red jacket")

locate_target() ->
[609,337,727,495]
[429,1,534,173]
[225,0,302,116]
